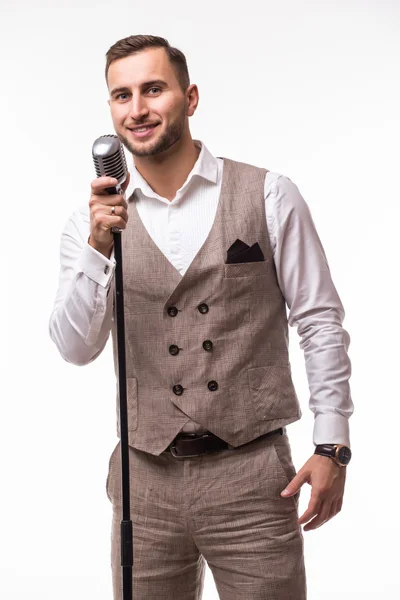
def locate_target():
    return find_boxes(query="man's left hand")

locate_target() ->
[280,454,347,531]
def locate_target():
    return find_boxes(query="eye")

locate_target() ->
[148,87,161,94]
[116,93,129,100]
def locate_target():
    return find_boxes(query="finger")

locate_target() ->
[328,499,339,521]
[281,470,309,498]
[303,500,333,531]
[121,171,131,193]
[90,193,127,210]
[106,205,128,221]
[333,497,343,520]
[109,216,128,230]
[297,496,322,525]
[91,176,119,195]
[98,215,127,231]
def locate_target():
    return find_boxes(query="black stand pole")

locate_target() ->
[113,229,133,600]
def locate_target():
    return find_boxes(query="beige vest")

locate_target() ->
[111,157,301,455]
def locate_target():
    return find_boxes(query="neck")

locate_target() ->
[132,132,200,202]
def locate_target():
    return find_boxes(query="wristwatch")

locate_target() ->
[314,444,352,467]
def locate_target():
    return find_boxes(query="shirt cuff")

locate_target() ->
[77,243,115,288]
[313,412,351,448]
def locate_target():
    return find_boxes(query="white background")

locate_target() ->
[1,0,399,598]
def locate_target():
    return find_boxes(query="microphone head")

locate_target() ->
[92,134,128,185]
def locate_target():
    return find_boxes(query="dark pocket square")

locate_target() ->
[226,239,265,264]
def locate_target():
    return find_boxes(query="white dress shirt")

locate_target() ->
[49,140,353,447]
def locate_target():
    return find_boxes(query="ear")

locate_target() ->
[186,84,199,117]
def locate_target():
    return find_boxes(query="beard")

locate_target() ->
[118,105,186,158]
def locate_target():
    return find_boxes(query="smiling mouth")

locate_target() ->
[129,123,159,135]
[132,125,156,131]
[129,123,159,138]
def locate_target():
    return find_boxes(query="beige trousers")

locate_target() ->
[106,429,307,599]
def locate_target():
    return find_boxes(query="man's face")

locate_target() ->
[107,48,190,157]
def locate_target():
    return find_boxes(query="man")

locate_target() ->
[49,34,353,599]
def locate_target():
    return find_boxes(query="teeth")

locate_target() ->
[133,126,154,132]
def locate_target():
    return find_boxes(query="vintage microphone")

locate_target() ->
[92,134,133,600]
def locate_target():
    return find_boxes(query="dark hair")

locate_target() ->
[105,35,190,93]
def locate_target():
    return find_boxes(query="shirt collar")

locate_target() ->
[125,139,218,201]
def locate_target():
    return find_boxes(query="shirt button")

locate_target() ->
[202,340,213,351]
[169,344,180,356]
[207,380,218,392]
[104,265,110,275]
[167,306,178,317]
[173,384,184,395]
[198,303,209,314]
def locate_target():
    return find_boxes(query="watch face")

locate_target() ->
[337,446,352,465]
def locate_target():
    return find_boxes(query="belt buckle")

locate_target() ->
[170,432,211,459]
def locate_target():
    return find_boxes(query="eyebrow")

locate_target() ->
[110,80,168,98]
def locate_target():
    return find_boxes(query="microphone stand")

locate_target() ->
[91,129,134,597]
[111,219,133,600]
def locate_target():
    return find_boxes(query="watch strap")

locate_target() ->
[314,444,337,457]
[314,443,351,467]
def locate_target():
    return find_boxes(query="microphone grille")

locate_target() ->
[92,134,127,184]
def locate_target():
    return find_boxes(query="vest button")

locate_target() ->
[173,384,184,395]
[207,380,218,391]
[198,303,209,314]
[167,306,178,317]
[169,344,180,356]
[202,340,213,351]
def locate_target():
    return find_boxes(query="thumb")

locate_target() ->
[281,471,307,497]
[121,171,131,193]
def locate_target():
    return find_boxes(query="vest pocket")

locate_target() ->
[247,365,298,420]
[224,260,270,279]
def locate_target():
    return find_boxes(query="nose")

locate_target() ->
[128,92,149,121]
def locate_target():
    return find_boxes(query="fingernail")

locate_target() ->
[281,490,289,496]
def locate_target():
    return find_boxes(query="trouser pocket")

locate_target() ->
[271,436,301,507]
[106,442,120,503]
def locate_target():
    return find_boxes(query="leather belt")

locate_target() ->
[164,427,283,458]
